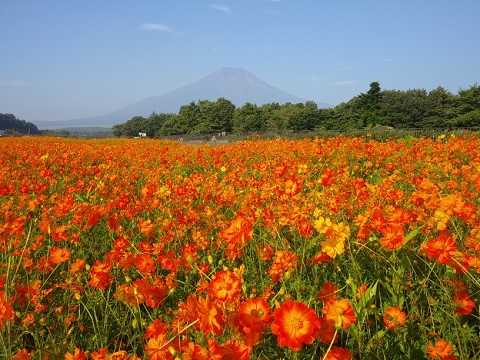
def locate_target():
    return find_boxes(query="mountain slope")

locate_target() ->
[36,68,326,129]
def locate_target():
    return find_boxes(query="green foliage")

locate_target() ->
[111,82,480,138]
[0,113,41,135]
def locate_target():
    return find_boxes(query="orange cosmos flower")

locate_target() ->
[322,299,357,330]
[220,216,253,244]
[0,291,14,329]
[64,348,87,360]
[208,270,241,302]
[238,297,272,332]
[90,347,108,360]
[138,219,156,239]
[383,307,407,330]
[297,219,313,238]
[453,292,476,315]
[321,235,346,258]
[356,283,368,300]
[283,176,301,197]
[271,300,320,351]
[324,346,353,360]
[196,295,226,336]
[421,231,457,264]
[379,225,405,251]
[89,260,113,290]
[69,258,86,274]
[145,334,171,360]
[48,246,71,265]
[268,250,298,283]
[219,216,253,260]
[317,315,338,344]
[135,253,156,275]
[317,282,339,303]
[426,339,454,359]
[218,339,251,360]
[13,349,31,360]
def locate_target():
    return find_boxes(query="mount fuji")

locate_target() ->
[35,67,328,129]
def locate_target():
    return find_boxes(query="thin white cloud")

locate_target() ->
[381,58,393,62]
[210,4,231,13]
[140,23,174,32]
[331,80,359,86]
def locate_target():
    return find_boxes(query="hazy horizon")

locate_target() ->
[1,1,479,122]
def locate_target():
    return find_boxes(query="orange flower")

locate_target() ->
[317,316,338,344]
[90,347,108,360]
[208,270,241,302]
[219,216,253,260]
[135,253,156,275]
[145,334,171,360]
[271,300,320,351]
[268,250,298,283]
[421,231,457,264]
[109,351,128,360]
[65,348,87,360]
[48,246,71,265]
[238,297,272,332]
[283,177,301,197]
[453,292,476,315]
[0,291,14,329]
[297,219,313,238]
[218,339,251,360]
[317,282,339,303]
[89,260,113,290]
[13,349,31,360]
[69,258,86,274]
[196,295,226,336]
[322,299,357,330]
[220,216,253,244]
[324,346,353,360]
[383,307,407,330]
[321,235,346,258]
[379,225,405,251]
[356,283,368,300]
[426,339,454,359]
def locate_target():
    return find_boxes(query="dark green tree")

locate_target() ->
[0,113,40,134]
[233,103,266,132]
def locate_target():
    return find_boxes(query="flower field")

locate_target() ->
[1,134,479,359]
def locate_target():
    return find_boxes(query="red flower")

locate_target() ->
[271,300,320,351]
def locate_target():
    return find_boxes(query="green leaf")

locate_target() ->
[405,228,419,242]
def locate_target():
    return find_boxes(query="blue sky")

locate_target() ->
[1,1,479,121]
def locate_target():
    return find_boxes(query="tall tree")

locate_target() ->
[233,103,266,132]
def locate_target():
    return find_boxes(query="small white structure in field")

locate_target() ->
[139,132,147,138]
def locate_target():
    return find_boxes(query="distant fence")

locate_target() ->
[159,127,480,143]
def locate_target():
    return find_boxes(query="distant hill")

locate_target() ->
[35,68,330,129]
[0,113,41,134]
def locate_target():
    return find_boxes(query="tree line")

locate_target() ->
[109,82,478,138]
[0,113,41,135]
